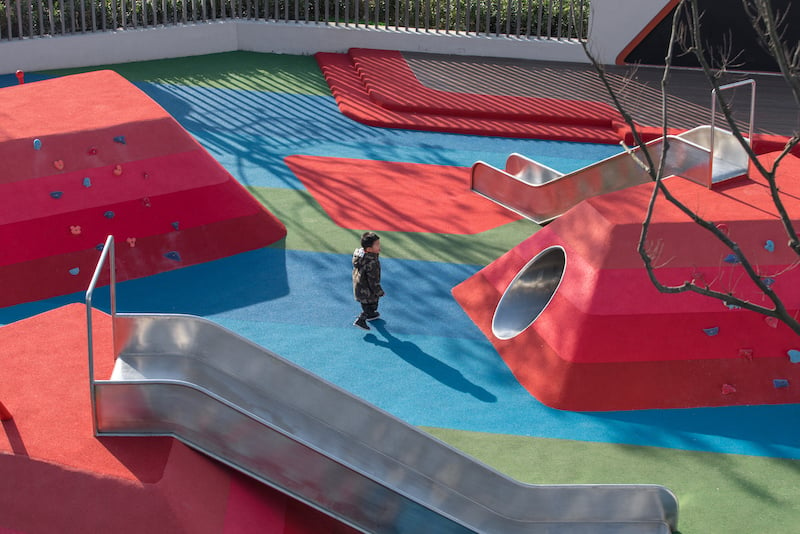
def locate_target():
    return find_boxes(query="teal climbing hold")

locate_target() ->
[788,350,800,363]
[703,327,719,336]
[83,177,92,188]
[69,267,80,276]
[33,138,41,150]
[113,135,126,144]
[50,191,63,199]
[774,379,790,389]
[171,221,180,231]
[165,251,181,262]
[765,240,775,252]
[104,211,115,219]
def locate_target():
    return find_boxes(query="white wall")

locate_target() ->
[586,0,672,64]
[0,0,673,75]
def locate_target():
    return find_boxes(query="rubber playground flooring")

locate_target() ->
[3,51,800,533]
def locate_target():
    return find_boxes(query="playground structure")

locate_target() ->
[471,80,755,223]
[86,236,679,534]
[456,80,800,411]
[0,70,286,308]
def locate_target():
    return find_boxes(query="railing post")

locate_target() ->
[86,235,116,435]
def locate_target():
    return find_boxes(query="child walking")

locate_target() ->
[352,231,384,331]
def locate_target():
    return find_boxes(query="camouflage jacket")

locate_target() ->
[352,248,384,303]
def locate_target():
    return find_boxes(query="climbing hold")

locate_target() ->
[70,225,81,235]
[721,384,736,395]
[53,160,64,171]
[724,301,741,310]
[126,237,137,248]
[739,348,753,360]
[113,135,126,144]
[723,254,739,264]
[703,326,719,336]
[50,191,63,199]
[87,146,98,155]
[95,243,104,251]
[33,138,41,150]
[83,177,92,188]
[142,197,151,208]
[164,251,182,262]
[171,221,180,231]
[104,211,115,219]
[715,223,729,235]
[68,267,80,276]
[764,240,775,252]
[788,350,800,363]
[764,316,779,328]
[143,172,150,179]
[113,164,123,176]
[773,379,790,389]
[15,70,24,84]
[762,277,775,288]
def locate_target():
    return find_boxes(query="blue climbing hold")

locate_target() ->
[104,211,115,219]
[703,327,719,336]
[788,350,800,363]
[113,135,126,144]
[50,191,63,199]
[774,379,790,389]
[165,251,182,262]
[765,240,775,252]
[83,177,92,188]
[723,254,740,264]
[171,221,180,231]
[33,138,42,150]
[762,277,775,288]
[69,267,80,276]
[95,243,104,251]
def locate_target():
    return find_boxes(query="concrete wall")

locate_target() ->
[0,0,672,74]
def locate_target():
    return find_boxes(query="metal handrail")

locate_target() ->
[85,234,116,435]
[709,78,755,187]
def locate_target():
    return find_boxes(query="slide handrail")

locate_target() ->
[709,79,755,187]
[85,234,116,435]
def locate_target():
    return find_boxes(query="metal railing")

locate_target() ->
[85,234,116,434]
[0,0,589,40]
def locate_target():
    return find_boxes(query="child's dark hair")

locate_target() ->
[361,231,380,249]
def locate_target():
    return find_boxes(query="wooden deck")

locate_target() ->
[405,52,799,137]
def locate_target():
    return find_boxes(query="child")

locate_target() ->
[352,231,384,331]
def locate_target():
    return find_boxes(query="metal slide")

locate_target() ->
[89,311,678,533]
[472,125,750,224]
[85,237,678,533]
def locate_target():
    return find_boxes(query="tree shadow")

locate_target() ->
[364,321,496,403]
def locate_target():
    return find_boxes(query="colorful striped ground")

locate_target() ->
[1,52,799,533]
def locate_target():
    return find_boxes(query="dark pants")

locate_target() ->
[358,301,378,320]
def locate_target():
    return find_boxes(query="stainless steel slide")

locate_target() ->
[472,125,749,224]
[93,313,679,533]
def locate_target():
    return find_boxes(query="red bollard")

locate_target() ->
[0,401,12,421]
[15,70,24,85]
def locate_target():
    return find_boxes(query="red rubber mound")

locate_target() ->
[285,155,520,234]
[0,71,286,307]
[315,50,628,143]
[0,304,357,534]
[454,152,800,411]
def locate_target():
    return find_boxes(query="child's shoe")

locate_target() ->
[353,316,370,330]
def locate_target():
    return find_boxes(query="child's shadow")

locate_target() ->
[364,321,497,403]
